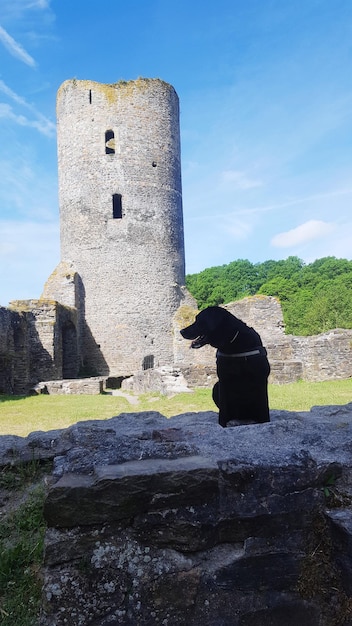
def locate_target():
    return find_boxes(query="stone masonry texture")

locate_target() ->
[53,77,188,376]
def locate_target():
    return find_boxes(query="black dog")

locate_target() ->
[180,306,270,427]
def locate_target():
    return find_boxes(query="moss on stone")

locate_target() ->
[57,77,173,108]
[8,300,40,313]
[174,305,198,329]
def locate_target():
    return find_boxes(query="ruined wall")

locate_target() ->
[291,330,352,382]
[1,295,352,393]
[0,301,78,394]
[41,261,86,374]
[54,78,188,376]
[173,297,352,385]
[41,260,82,310]
[0,306,28,394]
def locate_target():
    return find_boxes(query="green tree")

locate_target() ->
[302,282,352,335]
[186,256,352,335]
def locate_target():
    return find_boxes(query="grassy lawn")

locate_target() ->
[0,479,46,626]
[0,378,351,437]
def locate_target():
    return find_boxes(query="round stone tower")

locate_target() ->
[55,78,188,376]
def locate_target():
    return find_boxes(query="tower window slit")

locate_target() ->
[105,129,115,154]
[89,90,92,104]
[112,194,123,219]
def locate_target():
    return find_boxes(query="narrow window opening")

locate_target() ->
[89,90,92,104]
[112,193,122,219]
[142,355,154,370]
[105,129,115,154]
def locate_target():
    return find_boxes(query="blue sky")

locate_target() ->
[0,0,351,306]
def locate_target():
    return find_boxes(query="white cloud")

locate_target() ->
[221,169,262,190]
[0,24,36,66]
[27,0,50,8]
[0,80,55,136]
[0,79,29,106]
[271,220,335,248]
[0,102,54,136]
[0,1,53,26]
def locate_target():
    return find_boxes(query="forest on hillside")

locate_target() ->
[185,256,352,336]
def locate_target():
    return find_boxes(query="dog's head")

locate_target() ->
[180,306,241,349]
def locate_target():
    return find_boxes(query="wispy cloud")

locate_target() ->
[221,169,262,190]
[271,220,335,248]
[232,187,352,217]
[0,79,29,105]
[0,24,36,66]
[27,1,50,8]
[0,101,55,138]
[0,0,53,24]
[0,80,55,136]
[0,220,59,259]
[0,102,54,136]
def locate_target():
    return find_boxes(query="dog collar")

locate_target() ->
[217,347,267,358]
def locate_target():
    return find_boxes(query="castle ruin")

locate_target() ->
[43,77,193,376]
[0,78,352,395]
[0,78,196,393]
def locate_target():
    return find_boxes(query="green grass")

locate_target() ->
[0,465,48,626]
[0,378,351,437]
[269,378,352,412]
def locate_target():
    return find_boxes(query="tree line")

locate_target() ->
[185,256,352,336]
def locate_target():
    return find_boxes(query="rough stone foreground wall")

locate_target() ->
[1,405,351,625]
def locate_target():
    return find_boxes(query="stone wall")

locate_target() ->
[39,406,352,625]
[1,294,352,394]
[0,306,27,394]
[1,405,351,625]
[291,330,352,381]
[172,297,352,386]
[0,300,78,394]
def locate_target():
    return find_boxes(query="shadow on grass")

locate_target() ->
[0,394,27,403]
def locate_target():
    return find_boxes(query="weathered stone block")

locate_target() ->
[44,456,219,527]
